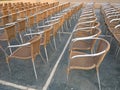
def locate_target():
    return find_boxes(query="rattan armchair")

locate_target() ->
[67,38,110,90]
[70,28,101,53]
[7,36,45,80]
[25,26,53,62]
[0,15,9,27]
[0,24,17,54]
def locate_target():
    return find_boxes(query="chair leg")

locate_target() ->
[32,59,38,80]
[58,30,61,42]
[19,33,24,43]
[115,46,118,56]
[39,52,46,63]
[65,21,68,31]
[61,26,64,33]
[53,37,57,50]
[67,68,70,81]
[115,47,120,58]
[68,19,71,27]
[29,28,33,38]
[44,47,48,62]
[49,41,54,51]
[7,62,11,73]
[7,42,12,54]
[6,57,11,73]
[96,68,101,90]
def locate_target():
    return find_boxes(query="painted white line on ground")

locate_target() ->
[0,80,36,90]
[42,22,77,90]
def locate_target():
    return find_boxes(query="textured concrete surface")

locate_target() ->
[0,9,120,90]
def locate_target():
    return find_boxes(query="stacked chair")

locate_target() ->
[0,1,83,80]
[101,3,120,58]
[67,3,110,90]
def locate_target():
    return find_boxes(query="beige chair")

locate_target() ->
[0,24,17,54]
[10,13,17,22]
[0,15,10,27]
[67,38,110,90]
[40,26,53,62]
[7,35,45,80]
[27,15,35,36]
[25,24,54,61]
[17,19,28,43]
[71,28,101,53]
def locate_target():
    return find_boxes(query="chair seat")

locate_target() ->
[69,51,96,70]
[0,32,7,41]
[9,46,32,59]
[71,41,91,51]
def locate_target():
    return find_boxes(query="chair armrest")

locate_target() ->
[79,16,95,20]
[115,24,120,28]
[75,26,96,31]
[78,20,96,24]
[71,50,106,58]
[8,43,30,48]
[5,22,16,26]
[110,18,120,23]
[71,36,97,43]
[45,19,59,24]
[25,31,44,36]
[80,13,94,17]
[37,24,53,29]
[0,28,4,31]
[50,15,63,19]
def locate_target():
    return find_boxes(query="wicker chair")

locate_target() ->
[26,9,31,17]
[0,24,17,54]
[17,19,28,43]
[0,15,9,27]
[7,36,45,80]
[10,13,17,22]
[27,15,35,36]
[70,28,101,53]
[18,10,26,19]
[37,21,60,50]
[67,38,110,90]
[40,26,53,62]
[24,26,53,62]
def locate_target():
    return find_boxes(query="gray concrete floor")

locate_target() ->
[0,9,120,90]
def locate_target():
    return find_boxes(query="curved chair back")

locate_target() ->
[69,38,110,69]
[30,36,41,59]
[95,38,110,67]
[27,15,35,28]
[5,24,16,41]
[43,26,52,47]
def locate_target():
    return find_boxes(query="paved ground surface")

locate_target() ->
[0,8,120,90]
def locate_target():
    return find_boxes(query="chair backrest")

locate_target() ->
[26,9,31,17]
[4,24,16,41]
[18,10,26,18]
[27,15,35,28]
[30,36,41,59]
[2,10,9,15]
[36,13,43,24]
[59,16,65,27]
[17,19,26,33]
[43,26,52,47]
[31,8,36,15]
[10,9,16,13]
[10,13,17,22]
[0,15,9,26]
[53,22,59,36]
[94,38,110,67]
